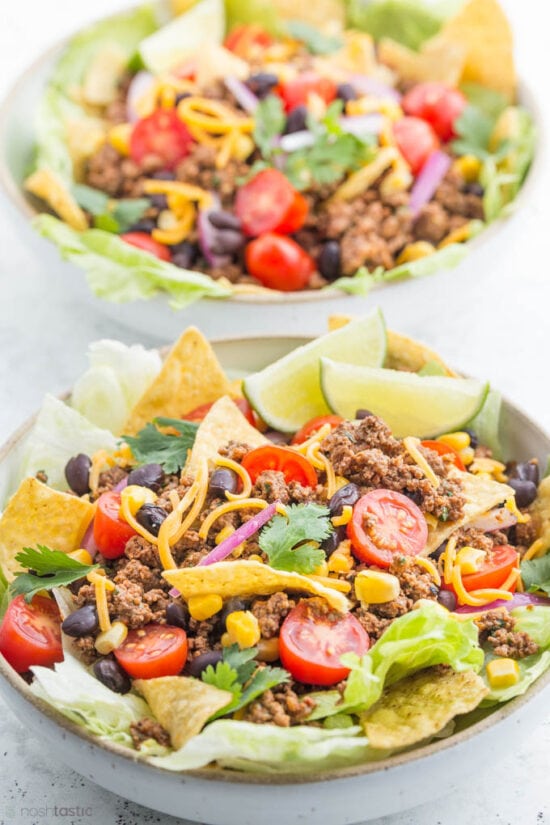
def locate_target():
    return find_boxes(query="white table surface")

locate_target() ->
[1,2,550,823]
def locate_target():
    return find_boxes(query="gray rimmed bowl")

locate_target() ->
[0,333,549,825]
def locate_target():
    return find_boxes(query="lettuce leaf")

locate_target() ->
[34,215,231,308]
[33,88,78,184]
[308,602,483,720]
[346,0,448,50]
[224,0,283,36]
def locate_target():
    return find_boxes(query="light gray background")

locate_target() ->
[0,1,549,823]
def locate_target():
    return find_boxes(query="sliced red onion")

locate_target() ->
[349,74,401,103]
[81,519,98,559]
[127,71,155,123]
[198,196,231,268]
[409,150,452,216]
[169,586,180,598]
[339,113,384,137]
[113,477,128,493]
[224,77,259,114]
[198,502,279,566]
[468,508,518,533]
[455,592,550,615]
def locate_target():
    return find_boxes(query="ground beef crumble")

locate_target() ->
[242,683,316,727]
[130,718,171,749]
[476,609,539,659]
[91,465,128,500]
[251,592,296,638]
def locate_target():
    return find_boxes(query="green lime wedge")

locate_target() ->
[243,309,387,432]
[320,358,489,438]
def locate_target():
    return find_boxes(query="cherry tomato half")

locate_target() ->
[245,233,315,291]
[0,595,63,673]
[393,116,439,175]
[292,415,344,445]
[235,169,308,237]
[348,489,428,568]
[241,445,318,487]
[120,232,172,262]
[279,600,370,686]
[461,545,519,592]
[183,397,257,427]
[93,491,137,560]
[421,440,466,472]
[224,24,273,57]
[130,108,193,170]
[278,72,337,112]
[114,623,188,679]
[402,82,466,142]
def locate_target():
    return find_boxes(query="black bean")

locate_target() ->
[166,601,190,630]
[284,105,308,134]
[209,468,239,498]
[328,483,361,517]
[127,463,165,492]
[355,409,374,420]
[136,503,168,537]
[321,525,347,557]
[187,650,224,678]
[210,229,244,255]
[431,542,447,562]
[247,72,279,98]
[61,605,99,638]
[318,241,341,281]
[463,428,478,448]
[464,182,484,197]
[437,589,457,611]
[64,454,92,497]
[171,241,197,269]
[175,92,191,105]
[337,82,357,103]
[127,218,156,234]
[151,170,176,181]
[209,210,242,231]
[404,489,423,507]
[94,655,131,694]
[508,460,540,486]
[508,478,538,508]
[265,429,292,445]
[220,597,248,627]
[149,194,168,211]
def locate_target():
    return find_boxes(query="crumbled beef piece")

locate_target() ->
[175,145,250,206]
[476,609,539,659]
[515,518,538,553]
[219,441,251,463]
[251,592,296,638]
[124,536,162,569]
[413,202,450,244]
[114,558,166,592]
[130,718,171,749]
[110,581,156,629]
[434,171,484,219]
[74,583,96,608]
[252,471,291,504]
[389,556,439,602]
[35,470,48,484]
[72,635,99,664]
[242,683,317,726]
[353,608,392,641]
[454,528,508,553]
[287,481,325,504]
[85,144,125,197]
[143,588,170,621]
[93,465,128,499]
[370,593,411,619]
[187,616,221,658]
[171,529,210,566]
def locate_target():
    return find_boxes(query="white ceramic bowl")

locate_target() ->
[0,334,549,825]
[0,2,543,340]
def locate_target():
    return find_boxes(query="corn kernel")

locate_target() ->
[486,658,520,689]
[215,525,235,544]
[438,222,474,248]
[256,637,280,662]
[226,610,261,649]
[327,552,354,573]
[232,133,255,162]
[452,154,482,183]
[334,476,350,491]
[221,632,232,647]
[396,241,435,265]
[107,123,132,156]
[332,506,353,527]
[460,446,476,467]
[95,621,128,655]
[188,594,223,621]
[456,546,486,575]
[437,431,471,452]
[354,570,401,604]
[68,549,93,565]
[313,560,329,577]
[248,554,264,564]
[121,485,157,517]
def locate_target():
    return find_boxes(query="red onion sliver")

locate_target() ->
[169,587,180,598]
[455,592,550,615]
[198,502,279,566]
[468,507,517,533]
[224,77,259,114]
[127,71,155,123]
[81,519,98,559]
[113,477,128,493]
[409,150,452,216]
[349,74,401,103]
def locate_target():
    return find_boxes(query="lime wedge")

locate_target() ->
[320,359,489,438]
[243,309,387,432]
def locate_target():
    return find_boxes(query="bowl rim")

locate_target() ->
[0,1,544,306]
[1,330,550,786]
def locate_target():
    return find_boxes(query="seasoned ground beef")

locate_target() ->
[175,145,250,207]
[85,144,164,198]
[515,518,538,553]
[113,558,166,592]
[242,683,317,726]
[72,634,99,664]
[251,471,324,505]
[476,609,539,659]
[455,528,509,553]
[389,556,439,602]
[251,592,296,638]
[92,465,128,500]
[130,718,171,749]
[353,608,392,641]
[187,616,221,658]
[219,441,252,463]
[124,536,162,570]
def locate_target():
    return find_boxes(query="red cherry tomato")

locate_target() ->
[120,232,172,262]
[279,600,370,686]
[0,595,63,673]
[393,116,439,174]
[183,397,257,427]
[93,491,137,560]
[348,489,428,568]
[235,169,308,237]
[114,623,188,679]
[130,108,193,170]
[460,545,519,592]
[421,440,466,472]
[241,445,318,487]
[402,82,466,142]
[245,233,315,291]
[292,415,344,445]
[278,72,337,112]
[224,24,273,57]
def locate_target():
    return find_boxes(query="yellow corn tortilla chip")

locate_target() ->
[134,676,232,750]
[124,327,231,436]
[361,667,488,750]
[527,475,550,551]
[186,395,267,476]
[24,169,88,231]
[163,559,349,612]
[378,36,465,87]
[424,471,514,555]
[0,477,95,581]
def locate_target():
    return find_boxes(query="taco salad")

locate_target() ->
[25,0,535,306]
[1,310,550,773]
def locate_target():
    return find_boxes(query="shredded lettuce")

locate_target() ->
[346,0,448,50]
[224,0,283,36]
[34,215,231,308]
[467,388,502,460]
[33,88,78,184]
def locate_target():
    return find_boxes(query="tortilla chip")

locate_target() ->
[124,327,231,436]
[163,559,349,612]
[361,667,488,750]
[378,36,465,87]
[24,169,88,231]
[134,676,232,750]
[425,471,513,555]
[0,478,94,581]
[528,476,550,550]
[186,395,267,476]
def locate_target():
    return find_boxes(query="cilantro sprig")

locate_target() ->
[253,94,286,160]
[11,545,99,602]
[72,183,151,233]
[286,20,343,55]
[521,555,550,596]
[258,503,332,574]
[202,644,289,718]
[122,417,199,474]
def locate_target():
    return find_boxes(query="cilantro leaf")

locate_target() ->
[451,105,497,160]
[72,183,109,214]
[253,94,286,159]
[286,21,343,54]
[259,503,331,574]
[521,555,550,596]
[202,660,242,696]
[72,183,150,233]
[11,545,99,602]
[0,564,9,620]
[122,417,198,473]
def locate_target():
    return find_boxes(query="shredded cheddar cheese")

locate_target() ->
[505,496,530,525]
[87,569,115,632]
[523,538,548,561]
[89,450,115,496]
[415,555,441,586]
[177,96,254,137]
[308,576,351,593]
[293,423,332,455]
[158,481,200,569]
[443,535,457,585]
[403,437,440,488]
[332,505,353,528]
